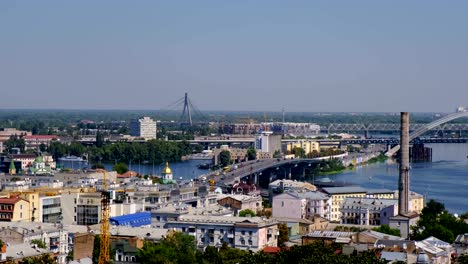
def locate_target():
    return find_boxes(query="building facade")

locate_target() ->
[130,117,157,140]
[340,198,398,226]
[23,135,59,151]
[321,187,368,222]
[39,195,62,223]
[255,132,282,155]
[285,140,320,155]
[0,197,31,222]
[165,215,278,252]
[272,191,331,220]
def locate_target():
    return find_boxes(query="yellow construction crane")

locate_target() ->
[98,169,110,264]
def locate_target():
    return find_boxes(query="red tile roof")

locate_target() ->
[11,154,36,159]
[24,135,58,139]
[117,171,138,178]
[262,247,283,254]
[0,197,21,205]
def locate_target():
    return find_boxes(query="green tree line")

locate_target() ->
[48,140,200,164]
[136,232,386,264]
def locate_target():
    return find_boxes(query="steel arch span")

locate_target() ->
[386,110,468,156]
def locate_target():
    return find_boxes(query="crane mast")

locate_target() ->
[98,170,110,264]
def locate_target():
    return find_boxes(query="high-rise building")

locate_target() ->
[255,131,282,155]
[130,117,157,140]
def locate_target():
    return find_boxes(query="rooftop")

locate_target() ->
[171,215,277,226]
[321,186,368,194]
[303,230,355,238]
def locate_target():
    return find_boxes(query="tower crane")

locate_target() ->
[98,169,110,264]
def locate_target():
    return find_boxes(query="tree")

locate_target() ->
[66,250,74,264]
[137,232,197,264]
[460,212,468,221]
[457,254,468,264]
[30,239,47,249]
[277,223,289,247]
[96,131,104,148]
[273,150,282,159]
[247,147,256,161]
[4,135,25,152]
[113,162,129,174]
[292,147,306,158]
[239,209,256,217]
[219,150,231,167]
[39,143,47,153]
[411,199,468,243]
[21,253,56,264]
[372,225,400,236]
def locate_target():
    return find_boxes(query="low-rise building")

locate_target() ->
[23,135,59,151]
[272,191,331,220]
[10,154,36,170]
[0,197,31,222]
[269,179,317,202]
[302,230,355,246]
[453,233,468,256]
[321,187,368,222]
[285,140,320,156]
[340,198,398,226]
[217,194,263,214]
[166,215,278,251]
[0,222,69,263]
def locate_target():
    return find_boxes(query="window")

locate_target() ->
[248,240,252,246]
[249,231,252,236]
[241,231,245,235]
[281,201,284,207]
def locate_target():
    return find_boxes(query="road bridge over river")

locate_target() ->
[199,154,349,186]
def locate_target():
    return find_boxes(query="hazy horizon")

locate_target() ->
[1,1,467,112]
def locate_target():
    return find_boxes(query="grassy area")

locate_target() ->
[367,153,388,164]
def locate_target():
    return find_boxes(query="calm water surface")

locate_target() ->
[59,143,468,213]
[328,143,468,214]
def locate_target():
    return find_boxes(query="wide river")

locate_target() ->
[323,143,468,214]
[59,143,467,214]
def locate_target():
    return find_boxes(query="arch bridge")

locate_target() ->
[386,109,468,156]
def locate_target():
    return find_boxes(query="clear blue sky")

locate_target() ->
[1,1,467,112]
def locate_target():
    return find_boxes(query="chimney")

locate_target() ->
[398,112,410,215]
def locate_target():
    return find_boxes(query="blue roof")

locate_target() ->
[110,212,151,227]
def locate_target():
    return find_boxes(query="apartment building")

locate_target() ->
[166,215,278,251]
[217,194,263,214]
[130,117,157,140]
[340,198,398,226]
[23,135,59,151]
[0,197,31,222]
[272,191,331,220]
[39,195,62,223]
[321,187,368,222]
[285,140,320,155]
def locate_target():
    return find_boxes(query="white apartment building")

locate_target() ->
[255,131,282,155]
[165,215,278,251]
[272,191,331,220]
[130,117,157,140]
[340,198,398,226]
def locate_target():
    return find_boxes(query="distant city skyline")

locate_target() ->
[1,1,467,112]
